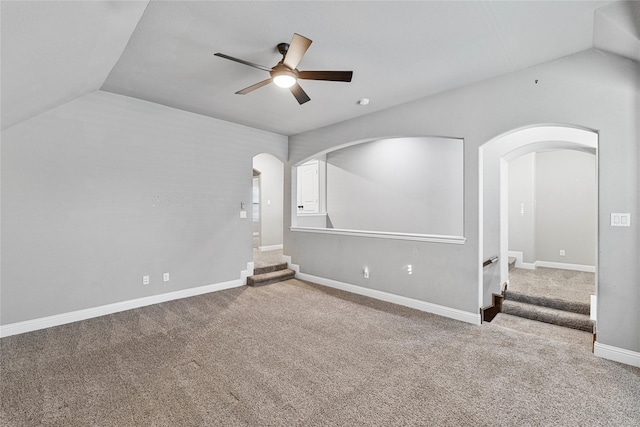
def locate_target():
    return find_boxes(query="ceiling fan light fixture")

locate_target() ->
[216,33,353,104]
[272,71,297,88]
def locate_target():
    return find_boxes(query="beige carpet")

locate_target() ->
[508,267,594,305]
[2,279,639,426]
[491,313,594,350]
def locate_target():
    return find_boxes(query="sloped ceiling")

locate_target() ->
[594,0,640,62]
[0,1,148,130]
[2,1,637,135]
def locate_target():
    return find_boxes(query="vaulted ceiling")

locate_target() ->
[2,1,638,135]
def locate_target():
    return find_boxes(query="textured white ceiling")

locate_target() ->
[1,1,148,130]
[3,1,636,135]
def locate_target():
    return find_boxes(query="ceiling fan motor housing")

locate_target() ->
[277,43,290,56]
[270,63,297,78]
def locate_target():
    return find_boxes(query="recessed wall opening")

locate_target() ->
[291,136,465,244]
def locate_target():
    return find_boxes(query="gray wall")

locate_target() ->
[253,153,284,248]
[508,150,596,266]
[1,90,287,324]
[325,137,463,236]
[535,150,596,265]
[286,49,640,353]
[508,153,536,263]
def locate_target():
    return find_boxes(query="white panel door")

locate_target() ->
[297,161,319,213]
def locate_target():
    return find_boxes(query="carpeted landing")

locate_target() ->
[2,279,639,426]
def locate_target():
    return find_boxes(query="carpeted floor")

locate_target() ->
[2,279,638,426]
[507,267,594,305]
[490,313,594,350]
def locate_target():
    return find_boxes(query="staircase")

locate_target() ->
[247,262,295,287]
[502,289,593,333]
[482,267,595,349]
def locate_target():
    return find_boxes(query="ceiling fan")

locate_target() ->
[214,33,353,105]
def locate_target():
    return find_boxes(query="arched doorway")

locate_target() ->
[479,125,598,345]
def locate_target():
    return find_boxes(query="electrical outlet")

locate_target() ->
[559,250,565,257]
[143,275,150,285]
[163,273,170,282]
[363,267,369,279]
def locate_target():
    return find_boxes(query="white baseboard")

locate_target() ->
[535,261,595,273]
[295,271,480,325]
[507,251,595,272]
[241,261,254,282]
[594,342,640,368]
[0,279,244,338]
[283,255,297,273]
[259,244,283,252]
[507,251,536,270]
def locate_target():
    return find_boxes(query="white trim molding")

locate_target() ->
[506,251,595,272]
[290,226,466,245]
[0,279,244,338]
[507,251,536,270]
[259,244,283,252]
[241,261,254,283]
[535,261,595,273]
[294,270,480,325]
[283,255,297,273]
[594,342,640,368]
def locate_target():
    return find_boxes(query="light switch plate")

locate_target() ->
[240,210,247,219]
[611,213,631,227]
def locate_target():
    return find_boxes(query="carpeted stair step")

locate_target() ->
[490,313,594,350]
[505,290,590,315]
[253,262,289,276]
[247,268,295,287]
[501,300,593,332]
[508,257,517,271]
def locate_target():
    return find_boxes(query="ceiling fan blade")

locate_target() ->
[283,33,312,70]
[235,78,272,95]
[214,53,272,72]
[297,70,353,82]
[290,83,311,105]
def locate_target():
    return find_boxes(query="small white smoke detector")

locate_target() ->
[357,98,370,106]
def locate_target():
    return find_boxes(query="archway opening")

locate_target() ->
[479,125,598,348]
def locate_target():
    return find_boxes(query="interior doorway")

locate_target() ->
[479,125,598,305]
[479,125,598,349]
[252,154,284,268]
